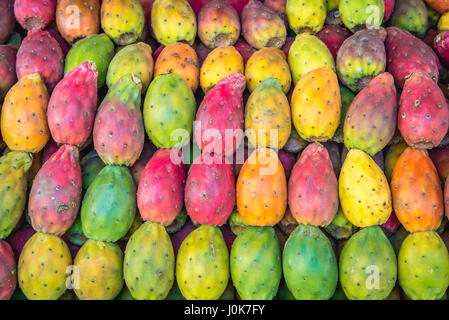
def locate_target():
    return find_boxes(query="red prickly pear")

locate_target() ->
[281,36,294,57]
[185,153,235,226]
[41,138,59,165]
[29,144,82,236]
[226,0,249,14]
[398,71,449,149]
[288,143,339,227]
[8,224,35,261]
[0,0,15,45]
[137,149,186,225]
[16,29,64,90]
[380,211,400,236]
[430,146,449,182]
[386,27,440,88]
[194,73,246,157]
[433,31,449,67]
[187,0,210,15]
[14,0,56,30]
[46,29,70,58]
[130,140,157,185]
[195,43,211,66]
[0,240,16,300]
[48,61,98,147]
[278,150,295,179]
[0,45,17,101]
[152,45,164,62]
[234,39,255,63]
[317,25,351,61]
[384,0,395,21]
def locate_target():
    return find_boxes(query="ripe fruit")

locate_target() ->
[286,0,326,34]
[339,0,385,32]
[14,0,56,30]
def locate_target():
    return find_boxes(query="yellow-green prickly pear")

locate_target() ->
[286,0,326,34]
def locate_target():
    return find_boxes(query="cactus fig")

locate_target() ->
[339,0,385,32]
[390,0,428,38]
[316,25,351,61]
[286,0,326,34]
[14,0,56,30]
[0,240,16,300]
[0,45,17,101]
[0,0,14,45]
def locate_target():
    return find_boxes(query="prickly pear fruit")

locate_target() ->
[130,140,157,185]
[333,86,355,144]
[137,149,186,225]
[64,33,115,88]
[325,207,356,240]
[398,71,449,149]
[425,0,449,13]
[316,25,351,61]
[386,27,440,88]
[195,73,245,156]
[14,0,56,30]
[339,149,392,227]
[283,224,338,300]
[399,231,449,300]
[28,145,81,236]
[48,61,98,147]
[234,38,255,63]
[390,0,428,38]
[185,153,235,226]
[16,29,64,90]
[107,42,154,92]
[94,75,144,167]
[0,240,16,300]
[433,31,449,67]
[176,225,229,300]
[143,73,196,149]
[124,221,175,300]
[81,165,136,242]
[1,73,49,153]
[73,240,123,300]
[241,0,286,50]
[237,148,287,226]
[340,226,397,300]
[0,45,17,101]
[154,42,199,92]
[291,67,341,142]
[80,151,105,190]
[381,211,400,236]
[56,0,100,44]
[343,73,397,156]
[339,0,384,32]
[391,147,443,232]
[0,0,14,45]
[286,0,326,34]
[385,141,408,182]
[65,215,87,247]
[245,48,291,94]
[151,0,196,46]
[200,46,244,93]
[288,143,338,227]
[18,233,71,300]
[337,28,387,92]
[198,0,240,49]
[230,226,281,300]
[288,33,335,85]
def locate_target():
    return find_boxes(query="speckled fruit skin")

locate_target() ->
[343,73,397,156]
[339,149,392,227]
[176,225,229,300]
[288,143,338,227]
[185,153,235,226]
[14,0,56,30]
[398,71,449,149]
[18,233,71,300]
[29,144,82,236]
[385,141,408,182]
[0,45,17,101]
[48,61,98,147]
[390,0,428,38]
[230,226,281,300]
[0,0,14,45]
[124,221,175,300]
[391,147,443,233]
[399,231,449,300]
[137,149,186,225]
[73,239,123,300]
[241,0,286,50]
[316,25,351,61]
[1,73,49,153]
[130,140,157,185]
[236,148,287,226]
[433,31,449,67]
[340,226,396,300]
[291,67,341,142]
[325,207,356,240]
[339,0,385,32]
[425,0,449,13]
[80,150,105,190]
[283,224,338,300]
[0,240,16,300]
[151,0,196,46]
[56,0,100,44]
[286,0,326,34]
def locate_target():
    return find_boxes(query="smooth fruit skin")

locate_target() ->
[176,225,229,300]
[151,0,196,46]
[14,0,56,30]
[236,148,287,226]
[286,0,326,34]
[339,226,397,300]
[143,73,196,149]
[384,141,408,182]
[433,146,449,183]
[288,143,338,227]
[390,0,428,38]
[398,71,449,149]
[18,233,71,300]
[185,153,235,226]
[230,226,281,300]
[343,73,397,156]
[56,0,100,44]
[399,231,449,300]
[391,147,443,233]
[74,239,123,300]
[81,165,136,242]
[1,73,50,153]
[0,45,17,101]
[80,150,105,190]
[0,0,14,45]
[0,240,16,300]
[339,0,384,32]
[291,67,341,142]
[137,149,186,225]
[124,221,175,300]
[339,149,392,227]
[332,85,355,144]
[283,224,338,300]
[47,61,98,147]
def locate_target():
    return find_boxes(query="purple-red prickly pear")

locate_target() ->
[0,240,16,300]
[130,140,157,185]
[323,141,342,177]
[0,0,14,45]
[380,211,400,236]
[0,45,17,101]
[8,224,35,262]
[234,38,255,63]
[41,138,58,164]
[170,219,196,256]
[430,146,449,182]
[14,0,56,30]
[316,25,350,61]
[384,0,395,21]
[278,150,295,179]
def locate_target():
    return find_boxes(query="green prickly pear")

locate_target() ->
[390,0,428,38]
[80,150,105,191]
[286,0,326,34]
[339,0,385,32]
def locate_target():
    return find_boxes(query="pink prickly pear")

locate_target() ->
[399,71,449,149]
[47,61,98,147]
[317,25,351,61]
[28,144,82,236]
[433,31,449,67]
[0,0,15,45]
[185,153,235,226]
[14,0,56,30]
[0,240,16,300]
[0,45,17,101]
[130,140,157,185]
